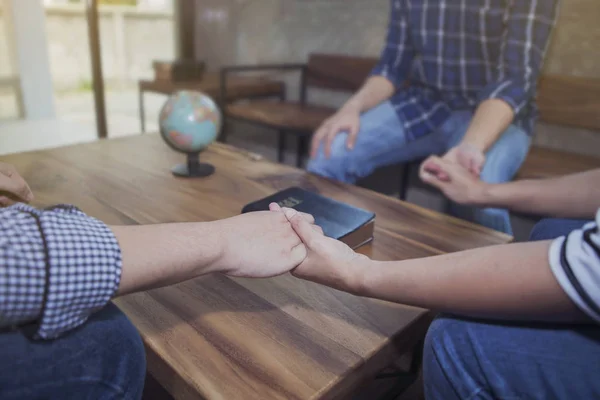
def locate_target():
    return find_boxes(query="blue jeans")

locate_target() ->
[423,218,600,399]
[0,303,146,399]
[307,101,531,234]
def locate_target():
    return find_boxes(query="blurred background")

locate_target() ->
[1,0,598,150]
[0,0,598,240]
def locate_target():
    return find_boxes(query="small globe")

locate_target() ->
[159,91,222,178]
[159,90,222,154]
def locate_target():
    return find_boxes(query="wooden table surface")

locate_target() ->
[2,135,511,400]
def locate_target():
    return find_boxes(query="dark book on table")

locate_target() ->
[242,187,375,249]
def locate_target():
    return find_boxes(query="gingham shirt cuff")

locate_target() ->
[4,204,122,340]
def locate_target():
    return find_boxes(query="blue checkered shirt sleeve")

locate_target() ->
[371,0,415,87]
[0,204,122,340]
[478,0,559,115]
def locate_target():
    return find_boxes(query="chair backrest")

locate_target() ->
[537,75,600,132]
[305,53,379,93]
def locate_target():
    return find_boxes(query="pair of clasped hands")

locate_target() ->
[0,161,366,289]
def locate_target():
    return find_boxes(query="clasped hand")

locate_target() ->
[217,203,367,292]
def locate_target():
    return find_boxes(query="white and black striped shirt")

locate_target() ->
[549,210,600,323]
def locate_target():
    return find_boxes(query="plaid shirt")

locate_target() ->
[0,204,122,340]
[372,0,559,141]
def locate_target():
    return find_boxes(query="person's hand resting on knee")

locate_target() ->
[310,76,397,159]
[311,105,362,159]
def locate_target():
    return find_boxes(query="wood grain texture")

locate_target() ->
[2,136,511,400]
[537,74,600,131]
[305,53,378,92]
[517,146,600,180]
[226,101,335,132]
[140,73,284,100]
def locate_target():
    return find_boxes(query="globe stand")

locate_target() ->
[172,153,215,178]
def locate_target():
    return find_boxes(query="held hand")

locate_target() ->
[277,206,369,294]
[213,210,317,279]
[419,156,488,205]
[311,106,361,159]
[0,162,34,207]
[442,143,486,177]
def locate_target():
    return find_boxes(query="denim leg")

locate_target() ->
[529,218,591,241]
[443,112,532,235]
[307,101,446,184]
[0,303,146,400]
[423,315,600,400]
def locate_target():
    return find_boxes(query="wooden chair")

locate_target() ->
[221,53,378,167]
[516,75,600,180]
[399,75,600,201]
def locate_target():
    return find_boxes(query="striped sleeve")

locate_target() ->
[549,210,600,323]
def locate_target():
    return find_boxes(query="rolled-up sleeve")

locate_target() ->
[548,210,600,324]
[371,0,415,88]
[478,0,559,115]
[0,204,122,339]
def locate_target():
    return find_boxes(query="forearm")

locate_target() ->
[354,241,587,322]
[113,221,223,296]
[343,76,396,113]
[461,99,515,152]
[476,169,600,219]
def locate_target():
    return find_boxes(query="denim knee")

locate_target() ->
[0,303,146,400]
[529,218,588,241]
[83,303,146,399]
[423,316,466,400]
[306,153,350,182]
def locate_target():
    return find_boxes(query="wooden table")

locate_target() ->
[3,135,511,400]
[139,73,284,133]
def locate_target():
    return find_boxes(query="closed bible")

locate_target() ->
[242,187,375,249]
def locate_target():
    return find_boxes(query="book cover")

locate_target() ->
[242,187,375,249]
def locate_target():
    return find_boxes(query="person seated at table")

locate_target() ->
[0,162,316,400]
[307,0,559,235]
[275,166,600,399]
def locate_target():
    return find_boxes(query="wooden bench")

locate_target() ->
[221,53,378,167]
[515,75,600,180]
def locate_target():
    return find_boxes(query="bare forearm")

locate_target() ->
[112,222,223,296]
[343,76,396,113]
[477,169,600,219]
[352,241,587,322]
[462,99,515,152]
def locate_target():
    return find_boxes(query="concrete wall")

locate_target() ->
[193,0,600,156]
[194,0,600,77]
